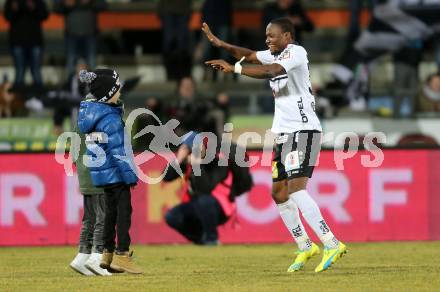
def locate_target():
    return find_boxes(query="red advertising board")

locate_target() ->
[0,150,439,246]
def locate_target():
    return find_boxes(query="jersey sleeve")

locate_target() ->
[273,46,307,73]
[255,50,273,65]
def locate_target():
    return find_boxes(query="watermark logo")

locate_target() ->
[55,107,387,184]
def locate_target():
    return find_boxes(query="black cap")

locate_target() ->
[79,69,121,102]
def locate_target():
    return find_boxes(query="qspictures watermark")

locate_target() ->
[55,108,386,184]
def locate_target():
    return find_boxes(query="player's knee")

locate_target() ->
[287,177,308,194]
[272,192,287,204]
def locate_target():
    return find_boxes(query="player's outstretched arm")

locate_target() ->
[205,59,286,80]
[202,22,261,64]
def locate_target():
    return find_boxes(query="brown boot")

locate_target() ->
[100,250,113,269]
[100,250,124,273]
[110,251,143,274]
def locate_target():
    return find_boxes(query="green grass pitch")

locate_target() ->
[1,242,440,291]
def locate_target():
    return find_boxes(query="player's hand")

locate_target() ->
[205,59,233,73]
[202,22,223,48]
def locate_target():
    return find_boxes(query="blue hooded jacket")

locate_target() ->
[77,99,138,187]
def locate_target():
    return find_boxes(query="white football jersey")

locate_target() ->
[256,44,322,134]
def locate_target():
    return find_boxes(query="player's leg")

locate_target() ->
[273,179,312,251]
[272,141,318,272]
[273,179,320,272]
[286,131,347,272]
[288,178,347,272]
[288,177,340,249]
[85,193,112,276]
[70,195,95,276]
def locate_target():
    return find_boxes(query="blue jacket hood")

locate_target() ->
[78,99,123,134]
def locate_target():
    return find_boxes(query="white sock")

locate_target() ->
[290,190,339,249]
[277,199,312,251]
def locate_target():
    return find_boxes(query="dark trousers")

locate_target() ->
[165,195,227,244]
[103,184,132,252]
[79,193,106,254]
[161,14,190,53]
[11,46,43,87]
[65,34,96,77]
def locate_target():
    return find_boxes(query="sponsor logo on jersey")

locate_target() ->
[297,97,309,123]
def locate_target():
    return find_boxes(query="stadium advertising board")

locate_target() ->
[0,150,439,245]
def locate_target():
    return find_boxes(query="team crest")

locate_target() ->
[278,50,291,60]
[284,151,300,171]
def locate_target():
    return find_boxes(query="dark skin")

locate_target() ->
[203,22,289,79]
[202,22,308,204]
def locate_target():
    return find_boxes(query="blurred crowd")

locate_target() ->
[132,76,231,151]
[1,0,440,126]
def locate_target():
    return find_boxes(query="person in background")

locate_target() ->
[199,0,232,81]
[69,125,111,276]
[54,0,107,78]
[262,0,314,45]
[144,96,166,124]
[436,34,440,70]
[158,0,192,54]
[52,62,89,135]
[345,0,376,47]
[208,92,230,137]
[393,40,423,118]
[163,132,253,245]
[157,0,193,80]
[0,75,23,117]
[132,96,167,152]
[171,76,210,134]
[312,85,334,120]
[3,0,49,90]
[417,72,440,113]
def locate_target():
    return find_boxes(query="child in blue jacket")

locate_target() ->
[77,68,142,274]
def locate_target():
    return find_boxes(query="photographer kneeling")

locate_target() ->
[163,132,253,245]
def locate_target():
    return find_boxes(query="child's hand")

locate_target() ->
[205,59,233,73]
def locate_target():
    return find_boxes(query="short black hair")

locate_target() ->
[269,17,295,39]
